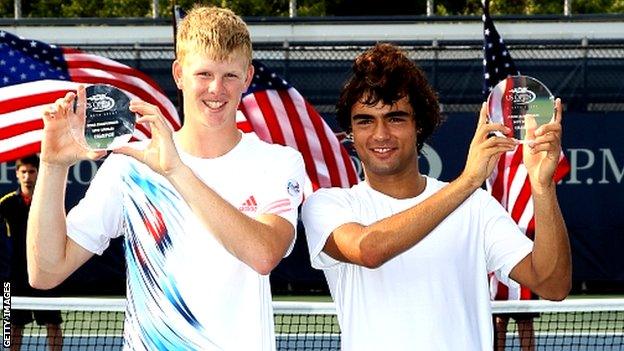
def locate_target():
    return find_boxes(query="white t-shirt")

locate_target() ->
[67,133,305,351]
[302,177,533,351]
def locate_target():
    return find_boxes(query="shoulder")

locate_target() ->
[245,133,301,156]
[304,185,359,208]
[0,191,17,205]
[242,133,304,167]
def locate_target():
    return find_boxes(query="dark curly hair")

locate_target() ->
[336,43,442,152]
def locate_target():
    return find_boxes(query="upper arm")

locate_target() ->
[323,222,368,265]
[302,189,359,269]
[254,148,305,257]
[29,237,94,290]
[63,237,96,275]
[507,253,536,289]
[256,213,296,257]
[483,194,534,285]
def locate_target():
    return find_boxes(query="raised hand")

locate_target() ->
[40,85,107,168]
[523,98,563,193]
[114,100,183,176]
[460,102,518,188]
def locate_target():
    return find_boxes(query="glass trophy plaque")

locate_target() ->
[71,84,136,150]
[486,75,555,143]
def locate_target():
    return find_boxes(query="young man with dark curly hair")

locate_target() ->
[302,43,571,350]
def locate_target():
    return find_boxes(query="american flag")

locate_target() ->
[174,6,359,193]
[0,30,181,162]
[238,61,359,191]
[482,0,570,300]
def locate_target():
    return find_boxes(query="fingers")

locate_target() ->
[530,98,562,154]
[130,100,168,124]
[130,100,173,136]
[473,101,513,141]
[136,115,172,139]
[114,145,143,161]
[553,98,562,124]
[482,135,517,154]
[478,102,488,126]
[527,132,561,155]
[86,149,108,161]
[75,85,86,117]
[475,122,512,142]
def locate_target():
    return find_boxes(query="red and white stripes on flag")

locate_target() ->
[0,30,180,162]
[238,61,359,193]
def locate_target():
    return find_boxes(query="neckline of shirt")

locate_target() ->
[359,176,435,202]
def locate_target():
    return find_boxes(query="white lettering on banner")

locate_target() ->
[0,160,99,187]
[68,160,99,185]
[0,163,15,185]
[567,148,595,184]
[599,149,624,184]
[566,148,623,185]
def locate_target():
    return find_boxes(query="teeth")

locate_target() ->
[205,101,225,109]
[374,148,391,153]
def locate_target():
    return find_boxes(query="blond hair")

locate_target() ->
[176,5,252,64]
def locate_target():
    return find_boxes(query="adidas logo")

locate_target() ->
[239,195,258,212]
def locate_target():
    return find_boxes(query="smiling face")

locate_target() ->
[351,95,419,178]
[173,49,253,131]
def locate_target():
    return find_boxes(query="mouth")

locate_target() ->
[369,146,397,158]
[203,100,227,111]
[372,147,393,154]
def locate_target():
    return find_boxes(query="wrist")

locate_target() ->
[165,163,193,186]
[531,180,556,197]
[456,172,484,192]
[39,159,70,174]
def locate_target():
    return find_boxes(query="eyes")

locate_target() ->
[196,71,242,81]
[353,116,411,126]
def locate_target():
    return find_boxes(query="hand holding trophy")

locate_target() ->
[486,75,555,143]
[70,84,137,151]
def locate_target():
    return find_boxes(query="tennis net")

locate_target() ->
[4,297,623,350]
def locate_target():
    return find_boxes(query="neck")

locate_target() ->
[20,186,33,198]
[365,163,426,199]
[175,124,242,158]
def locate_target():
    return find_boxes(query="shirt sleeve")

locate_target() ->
[66,156,125,255]
[302,188,357,270]
[482,192,534,286]
[255,148,306,257]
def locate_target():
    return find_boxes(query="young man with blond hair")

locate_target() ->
[28,6,304,350]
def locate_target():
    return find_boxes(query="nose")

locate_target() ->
[372,120,391,141]
[208,76,224,95]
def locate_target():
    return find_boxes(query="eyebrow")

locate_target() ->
[352,110,412,120]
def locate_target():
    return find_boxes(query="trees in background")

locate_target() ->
[0,0,623,18]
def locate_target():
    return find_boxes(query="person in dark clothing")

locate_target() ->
[0,155,62,351]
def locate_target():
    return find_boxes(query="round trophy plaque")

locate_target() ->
[71,84,136,150]
[486,75,555,143]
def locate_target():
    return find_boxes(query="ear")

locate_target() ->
[172,59,183,89]
[243,63,254,91]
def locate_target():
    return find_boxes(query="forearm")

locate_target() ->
[167,166,291,274]
[530,183,571,298]
[357,175,480,267]
[27,163,71,281]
